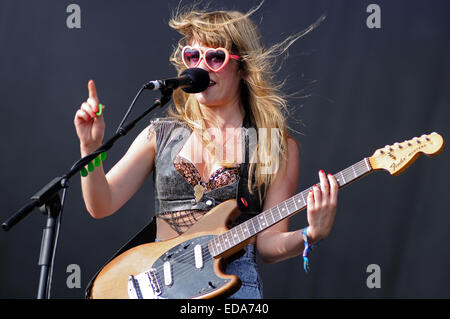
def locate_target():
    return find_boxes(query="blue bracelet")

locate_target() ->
[301,227,315,273]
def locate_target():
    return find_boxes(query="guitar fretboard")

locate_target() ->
[208,158,373,257]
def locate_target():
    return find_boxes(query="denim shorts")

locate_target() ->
[225,244,263,299]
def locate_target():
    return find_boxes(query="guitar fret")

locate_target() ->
[228,229,236,246]
[340,171,346,186]
[218,235,225,252]
[277,204,283,221]
[270,207,277,223]
[228,231,234,248]
[213,237,221,254]
[272,206,279,220]
[259,214,266,229]
[253,217,261,233]
[244,220,252,237]
[302,191,308,205]
[208,240,216,256]
[287,198,296,212]
[298,193,306,208]
[293,196,299,210]
[232,227,240,243]
[264,209,271,226]
[249,219,256,235]
[364,158,372,172]
[274,206,280,224]
[224,231,232,249]
[240,223,247,239]
[282,201,289,217]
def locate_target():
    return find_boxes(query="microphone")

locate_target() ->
[143,68,210,93]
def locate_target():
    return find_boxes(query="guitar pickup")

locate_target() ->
[194,244,203,269]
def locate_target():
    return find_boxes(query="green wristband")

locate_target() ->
[80,152,107,177]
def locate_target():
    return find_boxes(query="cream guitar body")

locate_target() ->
[90,200,249,299]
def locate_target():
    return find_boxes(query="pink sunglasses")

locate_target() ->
[182,46,241,72]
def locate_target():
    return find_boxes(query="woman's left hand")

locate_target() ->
[306,170,339,244]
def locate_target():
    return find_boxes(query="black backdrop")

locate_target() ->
[1,0,449,299]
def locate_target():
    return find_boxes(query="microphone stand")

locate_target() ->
[2,85,174,299]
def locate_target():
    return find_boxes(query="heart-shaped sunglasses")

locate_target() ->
[182,46,241,72]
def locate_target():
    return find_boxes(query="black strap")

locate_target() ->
[236,111,265,215]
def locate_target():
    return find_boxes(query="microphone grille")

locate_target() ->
[181,68,210,93]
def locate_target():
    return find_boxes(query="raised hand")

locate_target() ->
[74,80,106,152]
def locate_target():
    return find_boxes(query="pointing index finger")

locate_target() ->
[88,79,99,102]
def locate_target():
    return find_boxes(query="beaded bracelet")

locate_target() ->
[80,152,107,177]
[301,226,316,273]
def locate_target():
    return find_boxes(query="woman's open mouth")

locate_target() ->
[208,80,216,87]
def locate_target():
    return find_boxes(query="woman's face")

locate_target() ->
[190,41,242,108]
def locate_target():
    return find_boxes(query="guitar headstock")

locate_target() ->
[369,132,444,176]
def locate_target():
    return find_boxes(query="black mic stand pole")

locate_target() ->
[2,86,173,299]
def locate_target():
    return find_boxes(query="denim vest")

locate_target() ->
[151,116,264,220]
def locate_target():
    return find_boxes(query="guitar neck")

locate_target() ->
[208,158,373,257]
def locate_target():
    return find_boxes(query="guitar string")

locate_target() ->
[137,161,371,284]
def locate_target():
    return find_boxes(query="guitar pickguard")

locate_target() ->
[130,235,234,299]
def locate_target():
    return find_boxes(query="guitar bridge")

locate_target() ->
[128,268,163,299]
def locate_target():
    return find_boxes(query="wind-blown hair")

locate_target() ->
[167,3,318,202]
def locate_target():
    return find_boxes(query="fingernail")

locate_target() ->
[319,170,324,174]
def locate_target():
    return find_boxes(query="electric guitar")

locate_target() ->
[89,132,444,299]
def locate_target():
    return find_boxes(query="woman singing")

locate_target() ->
[74,5,338,299]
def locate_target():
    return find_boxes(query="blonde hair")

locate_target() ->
[167,3,320,202]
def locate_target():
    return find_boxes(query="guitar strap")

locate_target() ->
[85,110,265,298]
[236,110,265,216]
